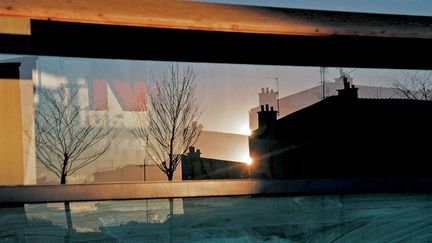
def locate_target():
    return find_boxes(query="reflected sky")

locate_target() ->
[1,54,414,134]
[36,57,415,134]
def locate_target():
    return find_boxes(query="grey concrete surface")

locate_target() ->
[2,177,432,204]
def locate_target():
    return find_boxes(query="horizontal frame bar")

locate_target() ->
[2,178,432,204]
[0,20,430,69]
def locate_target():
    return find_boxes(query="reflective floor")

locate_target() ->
[1,194,432,242]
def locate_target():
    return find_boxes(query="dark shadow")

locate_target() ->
[64,201,73,243]
[250,79,432,180]
[0,62,20,79]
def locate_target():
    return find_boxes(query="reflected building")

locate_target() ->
[0,56,249,184]
[0,56,37,185]
[249,70,402,130]
[250,78,432,178]
[182,147,249,180]
[24,199,184,233]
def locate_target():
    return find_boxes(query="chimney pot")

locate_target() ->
[270,106,274,111]
[189,147,195,154]
[266,87,269,93]
[260,105,264,111]
[261,88,264,93]
[265,104,269,111]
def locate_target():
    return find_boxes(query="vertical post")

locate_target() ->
[0,63,25,185]
[320,67,327,99]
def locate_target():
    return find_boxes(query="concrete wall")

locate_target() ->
[20,78,36,185]
[3,178,432,204]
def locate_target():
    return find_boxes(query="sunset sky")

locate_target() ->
[35,56,420,135]
[0,54,422,135]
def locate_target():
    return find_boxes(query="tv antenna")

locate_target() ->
[267,77,280,116]
[339,68,356,78]
[320,67,327,99]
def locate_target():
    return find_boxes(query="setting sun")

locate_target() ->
[241,154,253,165]
[239,124,251,136]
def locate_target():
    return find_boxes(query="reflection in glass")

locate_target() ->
[0,54,431,184]
[1,195,432,241]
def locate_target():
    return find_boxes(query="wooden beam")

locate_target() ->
[0,0,431,38]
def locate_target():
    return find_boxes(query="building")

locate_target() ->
[0,57,37,185]
[182,147,249,180]
[249,70,401,130]
[249,78,432,179]
[93,164,182,182]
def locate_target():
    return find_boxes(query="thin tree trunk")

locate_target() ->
[61,155,69,184]
[167,171,173,181]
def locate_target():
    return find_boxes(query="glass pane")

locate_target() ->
[0,54,431,185]
[2,195,432,241]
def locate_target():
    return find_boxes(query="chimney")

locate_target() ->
[258,87,278,112]
[258,104,277,128]
[189,146,195,154]
[337,78,358,99]
[188,146,201,157]
[343,77,350,89]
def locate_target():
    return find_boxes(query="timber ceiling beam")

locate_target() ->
[0,0,431,39]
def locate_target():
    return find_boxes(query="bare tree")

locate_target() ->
[35,87,116,184]
[392,71,432,100]
[131,64,201,181]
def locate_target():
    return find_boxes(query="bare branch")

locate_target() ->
[131,64,202,180]
[391,71,432,101]
[35,87,117,184]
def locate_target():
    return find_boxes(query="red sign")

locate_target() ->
[89,79,147,111]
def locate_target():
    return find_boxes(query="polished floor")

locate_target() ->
[1,194,432,242]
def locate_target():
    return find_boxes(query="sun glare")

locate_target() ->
[241,154,253,165]
[239,124,251,136]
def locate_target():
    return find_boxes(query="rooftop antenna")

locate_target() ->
[267,77,280,116]
[320,67,327,99]
[339,68,356,78]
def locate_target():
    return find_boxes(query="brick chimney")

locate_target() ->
[257,104,277,128]
[188,146,201,157]
[258,87,278,113]
[337,77,358,99]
